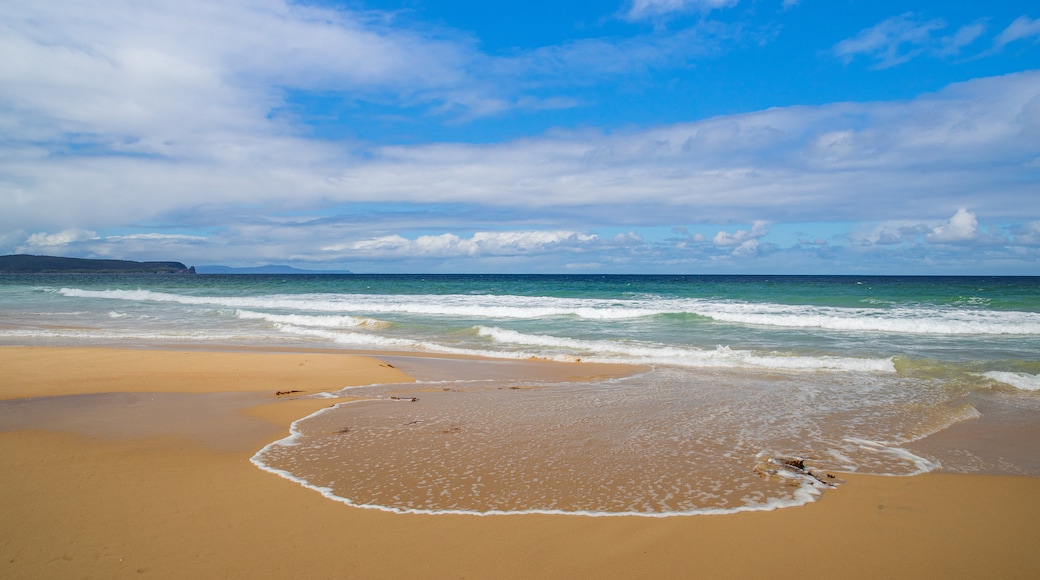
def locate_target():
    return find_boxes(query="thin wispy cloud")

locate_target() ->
[625,0,739,21]
[993,15,1040,51]
[833,13,982,68]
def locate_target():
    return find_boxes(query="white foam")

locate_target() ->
[271,324,417,349]
[983,371,1040,391]
[235,309,387,329]
[843,438,941,475]
[272,323,897,372]
[0,327,263,343]
[688,302,1040,335]
[58,288,660,320]
[58,287,1040,335]
[476,326,896,372]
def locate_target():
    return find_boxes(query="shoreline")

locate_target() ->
[2,345,1039,578]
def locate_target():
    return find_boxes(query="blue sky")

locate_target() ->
[2,0,1039,273]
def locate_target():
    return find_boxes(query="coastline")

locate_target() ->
[2,346,1039,578]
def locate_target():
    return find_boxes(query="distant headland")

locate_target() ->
[0,254,195,274]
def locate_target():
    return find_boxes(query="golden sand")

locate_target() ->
[2,346,1039,579]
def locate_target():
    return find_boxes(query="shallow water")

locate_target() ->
[252,356,1012,516]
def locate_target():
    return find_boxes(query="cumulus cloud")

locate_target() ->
[19,229,99,253]
[855,209,984,247]
[713,221,769,246]
[711,221,769,257]
[926,208,979,243]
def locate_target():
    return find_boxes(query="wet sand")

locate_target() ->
[2,346,1039,578]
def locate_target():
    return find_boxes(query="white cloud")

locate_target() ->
[1013,222,1040,245]
[625,0,738,21]
[833,14,991,68]
[855,209,982,247]
[505,21,741,82]
[19,229,98,252]
[106,233,207,242]
[940,21,988,57]
[3,70,1038,241]
[833,14,949,68]
[0,0,753,150]
[324,231,598,259]
[1,0,1039,274]
[994,16,1040,51]
[15,230,214,261]
[713,221,769,246]
[926,208,979,243]
[731,239,760,257]
[337,72,1039,224]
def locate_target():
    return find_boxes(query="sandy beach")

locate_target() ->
[2,346,1039,579]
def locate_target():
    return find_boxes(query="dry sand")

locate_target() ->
[2,346,1039,579]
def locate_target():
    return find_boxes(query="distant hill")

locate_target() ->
[0,254,195,274]
[195,265,353,274]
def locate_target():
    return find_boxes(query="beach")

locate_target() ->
[3,346,1039,579]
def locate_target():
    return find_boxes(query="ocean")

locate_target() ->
[2,273,1038,515]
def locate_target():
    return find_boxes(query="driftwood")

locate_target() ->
[275,390,304,396]
[390,396,418,402]
[756,456,842,488]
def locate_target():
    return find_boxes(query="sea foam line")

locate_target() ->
[249,398,825,518]
[843,438,941,475]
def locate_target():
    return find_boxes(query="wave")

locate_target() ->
[58,287,1040,335]
[234,309,388,329]
[983,371,1040,391]
[266,323,891,372]
[57,288,662,320]
[698,303,1040,335]
[475,326,895,372]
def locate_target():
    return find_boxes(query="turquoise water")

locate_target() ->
[3,274,1039,515]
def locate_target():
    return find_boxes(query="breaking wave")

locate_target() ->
[59,287,1040,335]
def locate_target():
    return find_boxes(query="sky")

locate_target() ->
[2,0,1039,274]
